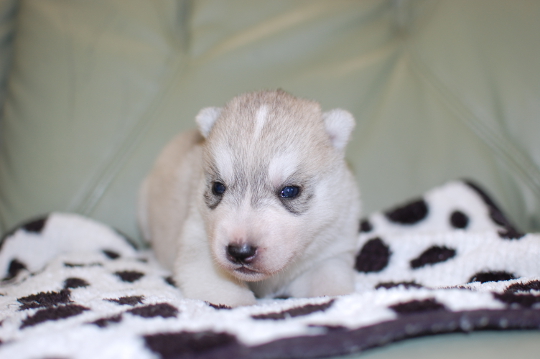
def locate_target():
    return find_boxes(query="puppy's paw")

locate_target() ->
[307,273,355,297]
[177,273,257,307]
[288,255,355,298]
[203,289,257,308]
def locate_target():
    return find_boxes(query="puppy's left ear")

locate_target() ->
[196,107,222,138]
[323,109,356,151]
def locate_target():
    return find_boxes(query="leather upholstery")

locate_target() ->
[1,0,539,247]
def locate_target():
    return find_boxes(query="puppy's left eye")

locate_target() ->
[212,182,226,196]
[280,186,300,199]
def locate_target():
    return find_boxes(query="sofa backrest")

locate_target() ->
[1,0,539,246]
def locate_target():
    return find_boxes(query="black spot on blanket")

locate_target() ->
[207,302,232,310]
[4,259,27,280]
[493,292,540,308]
[464,181,505,220]
[20,304,89,329]
[359,219,373,233]
[464,180,523,238]
[106,296,144,306]
[92,314,123,328]
[505,280,540,294]
[127,303,178,319]
[115,271,144,283]
[389,298,446,315]
[410,246,456,269]
[450,210,469,229]
[0,215,48,250]
[18,289,71,310]
[498,228,525,240]
[375,281,424,290]
[355,237,391,273]
[469,271,516,283]
[385,199,428,225]
[63,278,89,289]
[252,300,334,320]
[21,216,49,233]
[102,250,120,259]
[164,276,177,287]
[144,331,237,359]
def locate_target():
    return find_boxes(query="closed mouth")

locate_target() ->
[231,265,272,281]
[234,266,259,275]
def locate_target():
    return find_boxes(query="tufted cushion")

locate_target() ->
[1,0,539,248]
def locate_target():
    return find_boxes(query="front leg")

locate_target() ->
[287,253,355,298]
[174,209,256,307]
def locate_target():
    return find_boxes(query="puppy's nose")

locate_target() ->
[227,244,257,264]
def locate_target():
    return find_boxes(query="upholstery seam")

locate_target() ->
[407,49,540,199]
[72,54,189,215]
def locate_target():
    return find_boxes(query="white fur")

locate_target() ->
[196,107,221,138]
[267,152,300,188]
[253,105,268,140]
[139,90,361,307]
[322,109,355,151]
[213,145,235,184]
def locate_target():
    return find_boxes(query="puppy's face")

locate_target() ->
[197,91,354,282]
[203,150,323,282]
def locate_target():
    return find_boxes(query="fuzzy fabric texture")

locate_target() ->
[0,180,539,359]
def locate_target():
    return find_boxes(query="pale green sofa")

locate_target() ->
[0,1,539,357]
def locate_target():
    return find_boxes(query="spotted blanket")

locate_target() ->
[1,180,539,359]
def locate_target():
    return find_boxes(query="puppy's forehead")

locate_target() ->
[216,92,327,147]
[204,91,332,181]
[208,140,301,185]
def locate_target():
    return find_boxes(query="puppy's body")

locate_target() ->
[139,90,360,307]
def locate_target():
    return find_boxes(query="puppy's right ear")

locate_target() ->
[196,107,222,138]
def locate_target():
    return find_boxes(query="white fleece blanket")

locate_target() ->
[0,180,539,359]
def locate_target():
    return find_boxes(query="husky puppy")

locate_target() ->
[139,90,360,307]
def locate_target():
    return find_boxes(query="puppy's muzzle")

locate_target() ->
[226,243,257,265]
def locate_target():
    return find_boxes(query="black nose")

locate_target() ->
[227,244,257,264]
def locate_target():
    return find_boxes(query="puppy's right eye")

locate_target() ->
[212,182,226,196]
[280,185,300,199]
